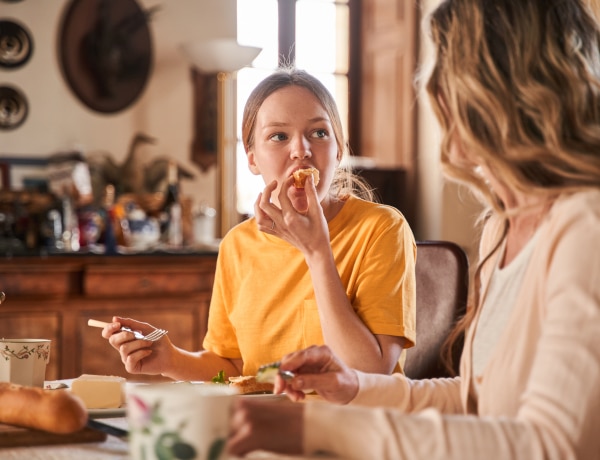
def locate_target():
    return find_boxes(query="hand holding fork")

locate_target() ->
[87,319,168,342]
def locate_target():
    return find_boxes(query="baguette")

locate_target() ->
[0,382,87,434]
[292,168,320,188]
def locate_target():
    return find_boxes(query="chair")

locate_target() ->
[403,241,469,379]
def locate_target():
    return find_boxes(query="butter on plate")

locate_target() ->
[71,374,125,409]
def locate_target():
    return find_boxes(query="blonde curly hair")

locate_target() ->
[423,0,600,370]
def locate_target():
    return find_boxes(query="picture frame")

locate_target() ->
[0,156,49,191]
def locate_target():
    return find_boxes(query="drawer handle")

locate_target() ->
[139,278,152,288]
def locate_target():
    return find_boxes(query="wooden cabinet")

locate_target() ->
[0,253,217,382]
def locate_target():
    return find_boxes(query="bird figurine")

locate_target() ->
[86,132,195,205]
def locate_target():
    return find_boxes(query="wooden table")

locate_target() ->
[0,380,334,459]
[0,425,330,460]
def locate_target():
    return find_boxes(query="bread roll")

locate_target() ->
[0,382,87,434]
[292,168,320,188]
[228,376,274,395]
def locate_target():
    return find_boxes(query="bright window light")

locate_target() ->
[235,0,349,216]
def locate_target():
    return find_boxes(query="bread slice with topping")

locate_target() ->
[228,376,274,395]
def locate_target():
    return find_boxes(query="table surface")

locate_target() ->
[0,418,328,460]
[0,381,332,460]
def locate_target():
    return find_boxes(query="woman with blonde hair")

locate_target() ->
[227,1,600,458]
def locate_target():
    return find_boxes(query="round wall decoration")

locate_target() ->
[0,85,28,130]
[0,19,33,69]
[58,0,158,114]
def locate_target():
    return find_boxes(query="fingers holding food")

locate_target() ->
[292,168,320,188]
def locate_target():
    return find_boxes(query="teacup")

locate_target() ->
[0,339,51,387]
[127,382,238,460]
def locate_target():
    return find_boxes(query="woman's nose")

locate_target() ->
[290,137,312,159]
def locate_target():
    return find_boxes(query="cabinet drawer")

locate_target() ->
[0,265,81,297]
[84,265,214,297]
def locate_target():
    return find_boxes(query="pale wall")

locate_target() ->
[1,0,482,261]
[416,0,482,263]
[0,0,237,210]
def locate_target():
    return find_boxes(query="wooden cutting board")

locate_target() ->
[0,423,106,447]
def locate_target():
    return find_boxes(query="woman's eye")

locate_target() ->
[312,129,329,139]
[269,133,287,142]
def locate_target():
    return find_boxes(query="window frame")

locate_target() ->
[275,0,360,154]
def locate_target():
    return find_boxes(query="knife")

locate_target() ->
[86,419,129,440]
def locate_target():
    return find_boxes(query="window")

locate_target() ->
[236,0,351,216]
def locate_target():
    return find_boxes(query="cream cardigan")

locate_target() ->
[304,189,600,460]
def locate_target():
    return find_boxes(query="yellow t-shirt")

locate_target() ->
[203,195,416,376]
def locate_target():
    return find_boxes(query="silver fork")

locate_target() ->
[88,319,168,342]
[121,326,168,342]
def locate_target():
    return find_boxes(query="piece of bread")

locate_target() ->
[71,374,126,409]
[292,168,320,188]
[228,376,274,395]
[0,382,87,434]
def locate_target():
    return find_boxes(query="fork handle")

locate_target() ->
[88,319,140,337]
[88,319,110,328]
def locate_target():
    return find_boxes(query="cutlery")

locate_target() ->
[0,292,5,305]
[256,361,295,383]
[87,419,128,440]
[87,319,168,342]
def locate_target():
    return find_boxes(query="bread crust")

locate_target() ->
[292,168,320,188]
[228,376,274,395]
[0,382,87,434]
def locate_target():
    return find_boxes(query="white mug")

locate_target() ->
[127,382,238,460]
[0,339,51,387]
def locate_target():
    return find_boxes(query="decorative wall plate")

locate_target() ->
[58,0,157,114]
[0,85,28,130]
[0,20,33,68]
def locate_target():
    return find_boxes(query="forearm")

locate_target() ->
[306,249,401,373]
[160,347,243,381]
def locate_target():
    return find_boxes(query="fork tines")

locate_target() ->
[143,329,167,341]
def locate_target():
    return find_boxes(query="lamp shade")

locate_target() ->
[180,38,262,73]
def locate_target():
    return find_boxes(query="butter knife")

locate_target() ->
[87,419,128,440]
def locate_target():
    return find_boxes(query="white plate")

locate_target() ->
[88,406,126,418]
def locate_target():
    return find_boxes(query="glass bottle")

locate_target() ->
[161,161,182,247]
[102,184,118,255]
